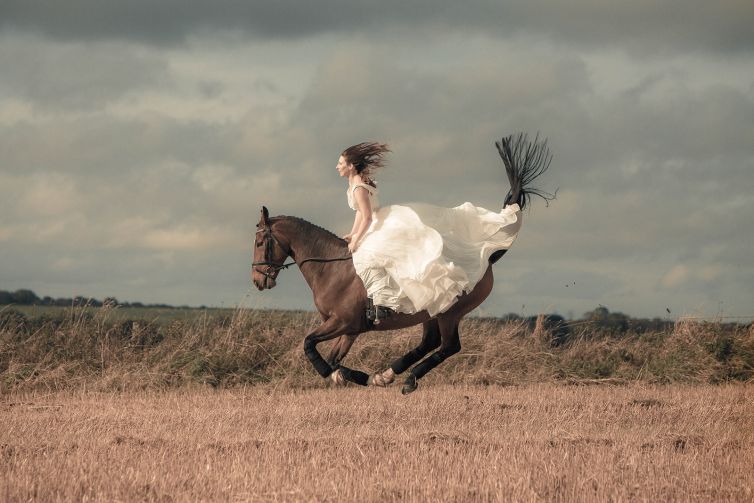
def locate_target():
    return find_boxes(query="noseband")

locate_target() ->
[251,226,353,281]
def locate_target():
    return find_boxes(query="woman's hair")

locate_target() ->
[341,142,390,185]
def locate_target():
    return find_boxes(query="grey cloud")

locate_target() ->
[514,267,623,300]
[0,113,237,175]
[0,34,171,110]
[2,18,753,318]
[0,241,261,307]
[2,1,753,54]
[292,42,589,210]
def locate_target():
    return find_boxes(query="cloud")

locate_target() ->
[1,5,753,318]
[141,225,237,251]
[2,1,754,55]
[661,264,689,288]
[0,33,170,110]
[17,173,79,216]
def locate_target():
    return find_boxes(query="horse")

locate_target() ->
[251,133,553,394]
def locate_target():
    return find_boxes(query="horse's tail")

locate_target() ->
[495,132,555,210]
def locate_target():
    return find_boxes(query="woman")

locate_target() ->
[337,142,522,324]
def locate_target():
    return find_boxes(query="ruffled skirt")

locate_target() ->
[352,202,522,316]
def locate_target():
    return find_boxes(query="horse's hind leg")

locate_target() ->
[401,316,461,395]
[369,319,441,387]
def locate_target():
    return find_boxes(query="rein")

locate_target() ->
[253,256,354,272]
[251,227,352,278]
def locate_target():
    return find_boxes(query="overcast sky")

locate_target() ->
[1,1,753,320]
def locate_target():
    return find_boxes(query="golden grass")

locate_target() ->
[1,384,752,501]
[2,306,753,392]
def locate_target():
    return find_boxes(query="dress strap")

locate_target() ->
[351,183,377,193]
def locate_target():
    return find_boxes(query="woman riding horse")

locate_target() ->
[252,133,552,394]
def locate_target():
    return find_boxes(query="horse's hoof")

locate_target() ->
[330,369,346,386]
[368,368,395,387]
[401,375,418,395]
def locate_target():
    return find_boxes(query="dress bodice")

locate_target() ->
[347,183,380,212]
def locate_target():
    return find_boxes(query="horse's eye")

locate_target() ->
[255,241,263,247]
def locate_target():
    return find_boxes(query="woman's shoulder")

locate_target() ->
[351,177,378,192]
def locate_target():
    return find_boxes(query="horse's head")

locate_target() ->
[251,206,290,291]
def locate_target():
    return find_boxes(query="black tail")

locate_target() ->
[495,132,555,210]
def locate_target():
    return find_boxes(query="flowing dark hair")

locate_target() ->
[341,142,390,185]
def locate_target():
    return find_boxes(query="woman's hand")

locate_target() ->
[342,234,352,243]
[348,240,358,253]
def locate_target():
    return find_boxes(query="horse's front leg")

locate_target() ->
[330,335,369,386]
[303,319,369,387]
[326,335,356,369]
[303,317,349,379]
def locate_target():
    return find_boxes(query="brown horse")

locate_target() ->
[251,133,552,394]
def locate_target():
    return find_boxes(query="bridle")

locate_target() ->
[251,225,353,281]
[251,227,289,281]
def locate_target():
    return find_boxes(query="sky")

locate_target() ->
[1,1,753,320]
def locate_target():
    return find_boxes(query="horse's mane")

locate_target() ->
[274,215,341,240]
[272,215,346,255]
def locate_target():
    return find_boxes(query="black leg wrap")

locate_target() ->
[304,340,333,378]
[338,366,369,386]
[411,352,446,380]
[391,349,427,375]
[390,336,441,375]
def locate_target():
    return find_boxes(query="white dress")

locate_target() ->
[348,183,522,317]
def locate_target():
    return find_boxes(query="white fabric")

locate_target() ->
[348,183,522,317]
[347,183,380,210]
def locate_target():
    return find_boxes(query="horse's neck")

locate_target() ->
[277,217,340,257]
[275,217,349,288]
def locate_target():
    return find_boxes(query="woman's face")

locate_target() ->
[336,155,354,177]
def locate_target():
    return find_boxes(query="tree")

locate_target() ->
[583,306,629,333]
[103,297,119,308]
[0,290,13,304]
[11,289,40,305]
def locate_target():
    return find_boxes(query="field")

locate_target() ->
[1,306,753,501]
[7,304,242,324]
[2,385,753,501]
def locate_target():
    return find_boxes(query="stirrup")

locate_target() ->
[366,298,394,325]
[366,297,377,322]
[374,305,394,325]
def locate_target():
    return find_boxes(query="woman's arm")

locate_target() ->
[343,210,363,242]
[349,187,373,252]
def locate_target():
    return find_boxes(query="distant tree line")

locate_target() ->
[0,289,177,309]
[500,306,679,346]
[2,289,737,341]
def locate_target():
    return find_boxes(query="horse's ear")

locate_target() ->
[261,206,270,226]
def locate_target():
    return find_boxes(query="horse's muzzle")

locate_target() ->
[252,270,277,290]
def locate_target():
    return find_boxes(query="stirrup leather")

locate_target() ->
[366,298,394,325]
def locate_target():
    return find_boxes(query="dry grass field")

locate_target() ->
[2,307,753,501]
[2,306,753,392]
[2,384,753,502]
